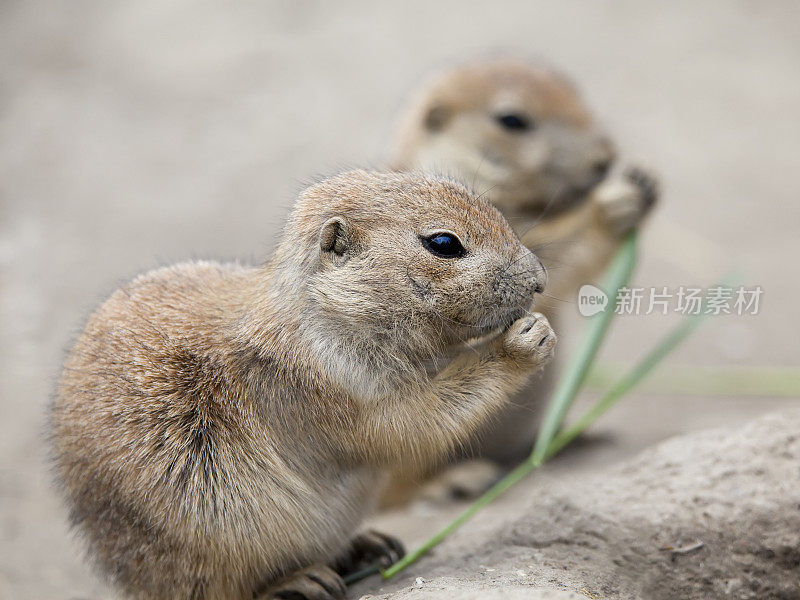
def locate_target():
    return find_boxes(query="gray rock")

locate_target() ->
[361,410,800,599]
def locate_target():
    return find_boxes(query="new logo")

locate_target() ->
[577,284,609,317]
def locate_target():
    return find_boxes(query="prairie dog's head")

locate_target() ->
[392,59,615,219]
[276,170,545,355]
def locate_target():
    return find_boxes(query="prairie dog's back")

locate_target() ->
[53,261,372,599]
[54,262,258,597]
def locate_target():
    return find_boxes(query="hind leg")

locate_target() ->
[330,530,405,578]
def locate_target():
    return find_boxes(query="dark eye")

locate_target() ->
[495,113,533,132]
[421,232,465,258]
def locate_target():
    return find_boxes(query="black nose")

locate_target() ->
[592,159,612,180]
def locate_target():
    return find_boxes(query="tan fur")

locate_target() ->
[50,170,555,599]
[391,59,658,465]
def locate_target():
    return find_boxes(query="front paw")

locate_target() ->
[595,166,659,235]
[497,313,556,369]
[258,565,346,600]
[330,530,405,578]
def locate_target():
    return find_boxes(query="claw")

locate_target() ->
[331,530,406,578]
[259,565,346,600]
[624,166,659,209]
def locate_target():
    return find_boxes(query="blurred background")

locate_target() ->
[1,1,798,597]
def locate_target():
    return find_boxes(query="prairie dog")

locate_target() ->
[392,59,658,466]
[50,170,555,600]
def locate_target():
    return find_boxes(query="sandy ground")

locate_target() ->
[1,1,798,598]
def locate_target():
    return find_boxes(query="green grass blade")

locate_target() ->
[380,459,537,579]
[545,310,709,458]
[546,271,741,457]
[530,231,639,464]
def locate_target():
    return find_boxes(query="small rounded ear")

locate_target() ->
[319,217,349,257]
[423,104,450,132]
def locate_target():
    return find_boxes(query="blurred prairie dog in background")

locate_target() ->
[389,59,658,493]
[51,170,555,600]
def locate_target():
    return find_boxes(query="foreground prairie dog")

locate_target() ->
[51,170,555,600]
[392,59,658,468]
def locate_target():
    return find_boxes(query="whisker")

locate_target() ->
[476,184,499,202]
[471,156,486,192]
[517,180,573,239]
[539,258,580,270]
[529,239,581,253]
[535,293,574,304]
